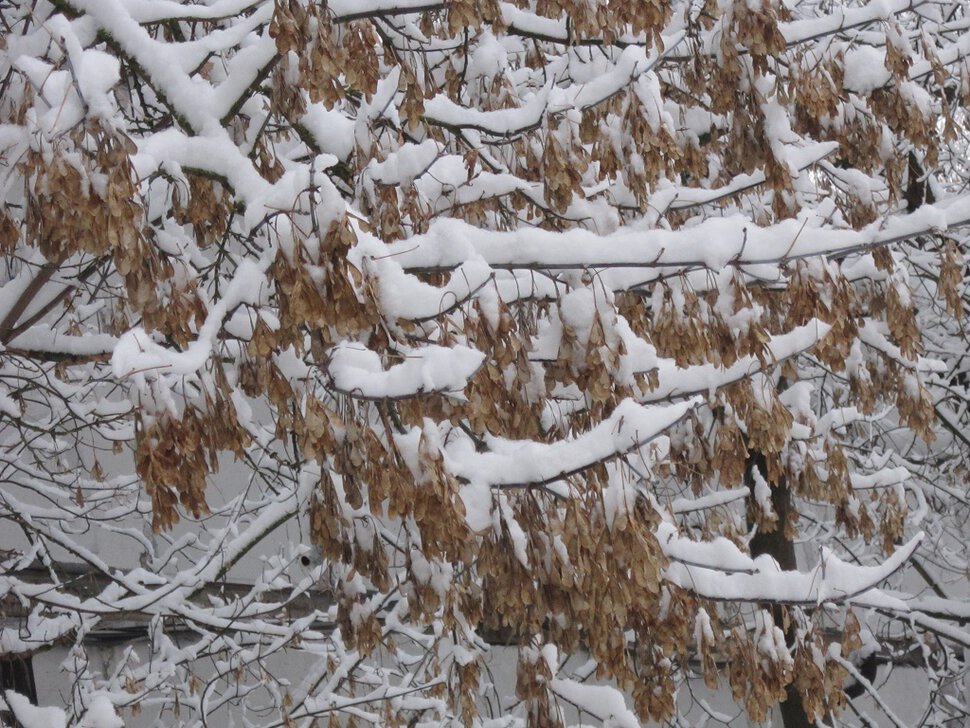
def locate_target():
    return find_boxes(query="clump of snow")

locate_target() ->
[327,342,485,399]
[79,693,124,728]
[842,45,891,93]
[2,691,67,728]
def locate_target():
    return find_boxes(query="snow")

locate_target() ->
[858,321,948,372]
[68,0,275,127]
[371,209,814,272]
[367,140,442,185]
[78,694,124,728]
[443,397,698,488]
[0,610,81,654]
[326,342,485,399]
[328,0,443,17]
[659,520,762,574]
[9,326,116,356]
[499,4,569,41]
[2,691,67,728]
[782,0,911,48]
[123,0,262,23]
[467,30,509,81]
[137,130,340,228]
[112,259,267,380]
[642,322,831,402]
[751,465,775,520]
[549,678,641,728]
[301,106,356,161]
[424,83,552,136]
[665,141,838,210]
[664,532,924,604]
[842,45,891,93]
[670,487,750,514]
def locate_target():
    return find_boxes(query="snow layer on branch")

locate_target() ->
[442,397,699,488]
[664,141,839,210]
[136,131,340,228]
[423,82,553,135]
[540,321,830,431]
[381,195,970,273]
[347,241,495,322]
[367,140,442,185]
[549,678,641,728]
[8,325,116,356]
[327,343,485,399]
[328,0,443,16]
[66,0,276,128]
[662,526,924,604]
[111,259,265,380]
[122,0,261,22]
[644,321,832,400]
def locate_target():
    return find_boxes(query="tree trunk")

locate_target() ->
[747,451,814,728]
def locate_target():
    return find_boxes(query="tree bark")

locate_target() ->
[747,451,814,728]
